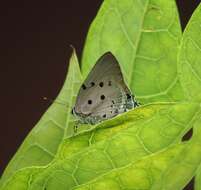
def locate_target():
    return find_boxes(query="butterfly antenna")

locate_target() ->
[43,97,67,106]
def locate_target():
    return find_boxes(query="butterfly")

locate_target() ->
[72,52,139,125]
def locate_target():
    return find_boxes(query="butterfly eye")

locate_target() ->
[100,95,105,100]
[88,100,93,105]
[82,84,87,90]
[99,82,104,87]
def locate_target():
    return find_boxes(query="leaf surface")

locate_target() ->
[2,103,201,190]
[178,3,201,189]
[2,1,201,190]
[0,51,82,187]
[82,0,184,103]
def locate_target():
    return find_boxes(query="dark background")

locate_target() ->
[0,1,200,189]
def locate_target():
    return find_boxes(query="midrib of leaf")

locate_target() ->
[63,52,82,139]
[120,0,149,87]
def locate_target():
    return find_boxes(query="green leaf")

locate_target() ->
[2,103,201,190]
[196,165,201,190]
[152,118,201,190]
[178,2,201,102]
[178,3,201,189]
[2,0,201,190]
[27,103,201,190]
[0,50,82,187]
[82,0,184,104]
[72,121,201,190]
[72,144,186,190]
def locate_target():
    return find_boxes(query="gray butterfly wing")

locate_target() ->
[73,52,137,124]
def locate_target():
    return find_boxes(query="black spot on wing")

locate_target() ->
[90,82,95,87]
[88,100,92,105]
[82,84,87,90]
[99,82,104,87]
[102,114,106,118]
[101,95,105,100]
